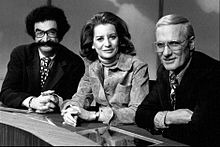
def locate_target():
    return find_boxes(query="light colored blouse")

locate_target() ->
[61,53,149,125]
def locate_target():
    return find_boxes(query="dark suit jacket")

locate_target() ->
[0,43,85,109]
[135,51,220,146]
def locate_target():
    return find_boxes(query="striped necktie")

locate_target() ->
[40,57,51,88]
[169,73,179,110]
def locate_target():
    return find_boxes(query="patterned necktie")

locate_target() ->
[169,73,179,110]
[40,57,51,88]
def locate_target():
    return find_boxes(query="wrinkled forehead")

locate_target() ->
[156,24,186,41]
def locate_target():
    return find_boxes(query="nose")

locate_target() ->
[162,45,172,56]
[41,34,50,42]
[104,38,111,47]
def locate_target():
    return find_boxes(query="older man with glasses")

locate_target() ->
[135,14,220,146]
[0,5,85,113]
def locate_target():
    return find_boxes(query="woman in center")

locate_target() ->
[61,12,149,126]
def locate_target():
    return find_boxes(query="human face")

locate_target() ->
[92,24,119,60]
[34,20,58,54]
[156,24,192,72]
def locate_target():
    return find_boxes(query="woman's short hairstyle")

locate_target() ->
[155,14,195,39]
[80,11,135,62]
[25,5,70,42]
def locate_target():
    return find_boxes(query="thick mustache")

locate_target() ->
[35,41,58,47]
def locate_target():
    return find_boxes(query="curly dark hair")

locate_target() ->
[80,11,136,62]
[25,5,70,42]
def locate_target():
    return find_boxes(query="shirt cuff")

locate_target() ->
[154,111,169,129]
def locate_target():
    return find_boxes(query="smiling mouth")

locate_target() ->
[163,58,175,63]
[103,49,113,52]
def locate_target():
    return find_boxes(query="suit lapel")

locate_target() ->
[43,58,65,90]
[26,47,41,93]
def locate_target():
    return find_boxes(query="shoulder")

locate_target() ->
[191,51,220,74]
[115,53,147,72]
[86,59,99,71]
[131,55,148,66]
[10,43,36,58]
[193,51,219,66]
[57,44,84,65]
[12,43,33,53]
[122,54,148,68]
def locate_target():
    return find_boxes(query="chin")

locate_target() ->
[102,54,116,59]
[163,64,178,71]
[40,46,53,52]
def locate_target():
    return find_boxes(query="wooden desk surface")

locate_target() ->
[0,103,187,146]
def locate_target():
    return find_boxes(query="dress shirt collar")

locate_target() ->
[169,57,192,84]
[38,49,56,60]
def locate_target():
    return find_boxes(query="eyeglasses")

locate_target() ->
[154,40,187,53]
[35,29,57,38]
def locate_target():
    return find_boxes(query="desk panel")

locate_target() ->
[0,109,99,146]
[0,104,187,146]
[0,123,50,146]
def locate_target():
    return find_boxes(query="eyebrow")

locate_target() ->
[35,28,57,32]
[94,33,118,37]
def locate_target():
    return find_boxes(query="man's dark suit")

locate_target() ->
[0,43,85,109]
[135,51,220,146]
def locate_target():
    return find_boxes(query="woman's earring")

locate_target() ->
[92,45,95,49]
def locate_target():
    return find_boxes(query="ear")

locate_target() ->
[188,36,195,51]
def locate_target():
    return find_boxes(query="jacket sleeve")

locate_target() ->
[0,47,30,108]
[135,79,163,131]
[135,65,166,132]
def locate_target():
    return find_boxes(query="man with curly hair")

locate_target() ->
[0,5,85,113]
